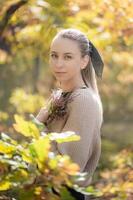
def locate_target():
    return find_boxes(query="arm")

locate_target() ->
[57,91,102,172]
[35,107,49,123]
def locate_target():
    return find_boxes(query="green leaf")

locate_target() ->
[60,186,75,200]
[9,169,29,184]
[48,131,80,143]
[18,188,35,200]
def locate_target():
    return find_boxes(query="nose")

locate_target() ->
[55,58,64,69]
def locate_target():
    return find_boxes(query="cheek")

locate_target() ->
[65,67,80,79]
[68,61,81,74]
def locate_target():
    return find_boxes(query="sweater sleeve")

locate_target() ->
[57,91,101,172]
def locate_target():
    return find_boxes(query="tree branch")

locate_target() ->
[0,0,27,36]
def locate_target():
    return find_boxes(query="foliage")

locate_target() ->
[93,149,133,200]
[0,88,45,135]
[9,88,45,114]
[0,1,133,198]
[0,116,132,200]
[0,114,99,200]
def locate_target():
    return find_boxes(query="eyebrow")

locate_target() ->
[50,51,74,55]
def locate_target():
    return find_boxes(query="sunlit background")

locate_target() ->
[0,0,133,199]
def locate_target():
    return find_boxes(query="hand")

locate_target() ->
[36,107,49,123]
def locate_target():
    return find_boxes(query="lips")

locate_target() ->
[55,72,66,74]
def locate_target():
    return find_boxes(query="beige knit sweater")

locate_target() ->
[36,87,103,188]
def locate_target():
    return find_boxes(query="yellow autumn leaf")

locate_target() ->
[13,114,40,139]
[62,162,80,176]
[20,169,29,178]
[48,158,58,170]
[49,131,80,143]
[0,181,11,191]
[34,186,42,195]
[0,141,16,154]
[30,137,50,164]
[21,149,32,163]
[58,155,80,175]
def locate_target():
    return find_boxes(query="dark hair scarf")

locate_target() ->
[89,41,104,78]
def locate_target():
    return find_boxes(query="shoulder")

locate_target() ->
[68,88,103,127]
[68,87,103,123]
[69,87,98,107]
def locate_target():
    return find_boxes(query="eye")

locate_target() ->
[50,54,58,59]
[64,55,72,60]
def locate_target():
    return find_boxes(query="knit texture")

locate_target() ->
[36,87,103,188]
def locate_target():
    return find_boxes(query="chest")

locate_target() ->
[46,113,68,133]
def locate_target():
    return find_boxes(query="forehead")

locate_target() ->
[50,37,81,54]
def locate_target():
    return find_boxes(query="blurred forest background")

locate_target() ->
[0,0,133,199]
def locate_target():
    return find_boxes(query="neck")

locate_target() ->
[59,77,86,92]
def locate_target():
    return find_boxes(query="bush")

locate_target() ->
[0,115,98,200]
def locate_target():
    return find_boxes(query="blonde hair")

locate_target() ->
[81,59,103,123]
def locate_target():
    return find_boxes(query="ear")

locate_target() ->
[81,55,90,70]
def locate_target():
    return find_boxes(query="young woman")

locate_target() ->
[36,28,104,200]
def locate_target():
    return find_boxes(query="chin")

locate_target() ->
[55,75,67,81]
[56,78,67,82]
[57,79,71,84]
